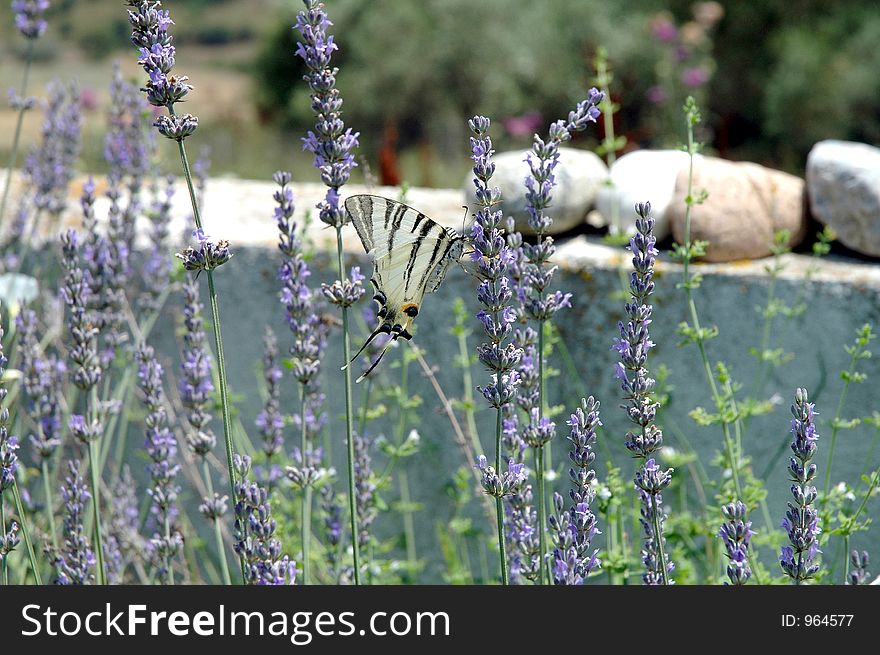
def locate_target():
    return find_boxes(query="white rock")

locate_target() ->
[807,140,880,257]
[594,149,693,240]
[463,147,607,234]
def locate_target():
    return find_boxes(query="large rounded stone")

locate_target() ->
[667,156,806,262]
[463,147,607,234]
[807,140,880,258]
[594,149,692,240]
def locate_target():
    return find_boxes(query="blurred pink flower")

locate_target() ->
[651,15,678,43]
[681,67,710,88]
[79,87,99,111]
[502,110,543,138]
[646,85,667,104]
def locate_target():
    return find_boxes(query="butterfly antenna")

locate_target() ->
[460,205,470,235]
[355,336,397,383]
[341,324,389,371]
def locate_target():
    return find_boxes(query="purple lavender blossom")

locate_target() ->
[140,175,175,312]
[274,171,325,387]
[848,551,870,585]
[518,91,602,315]
[256,328,284,459]
[24,80,82,217]
[780,387,822,584]
[12,0,49,39]
[273,171,329,496]
[294,0,360,228]
[476,455,528,498]
[15,309,64,460]
[60,230,102,391]
[179,278,216,457]
[233,454,297,585]
[105,62,153,186]
[136,344,182,581]
[104,465,145,584]
[176,229,231,272]
[52,461,96,585]
[614,202,674,585]
[0,520,19,562]
[548,396,602,585]
[719,500,754,585]
[126,1,193,111]
[0,323,19,497]
[320,484,343,572]
[506,481,539,583]
[321,266,366,308]
[353,432,377,549]
[470,116,522,425]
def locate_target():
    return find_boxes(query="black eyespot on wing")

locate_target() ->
[403,305,419,318]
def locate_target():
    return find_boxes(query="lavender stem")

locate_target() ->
[201,458,231,585]
[494,407,508,585]
[11,480,41,584]
[88,387,107,585]
[300,384,312,585]
[0,39,35,230]
[41,459,58,550]
[335,225,361,585]
[168,110,242,582]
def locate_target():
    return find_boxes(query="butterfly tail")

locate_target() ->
[341,324,391,372]
[355,335,398,384]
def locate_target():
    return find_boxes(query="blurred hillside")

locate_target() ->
[1,0,879,185]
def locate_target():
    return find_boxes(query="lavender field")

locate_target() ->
[0,0,878,588]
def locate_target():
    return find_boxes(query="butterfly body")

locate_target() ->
[344,194,465,380]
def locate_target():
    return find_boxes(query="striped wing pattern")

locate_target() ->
[344,194,465,380]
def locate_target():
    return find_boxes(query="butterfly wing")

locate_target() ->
[344,195,464,379]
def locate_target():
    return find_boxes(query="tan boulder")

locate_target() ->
[668,157,806,262]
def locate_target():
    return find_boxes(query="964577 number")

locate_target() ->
[782,614,854,627]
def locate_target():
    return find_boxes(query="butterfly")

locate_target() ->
[342,194,466,382]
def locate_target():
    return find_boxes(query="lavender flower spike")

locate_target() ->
[549,396,602,585]
[136,344,182,583]
[719,500,754,585]
[614,202,674,584]
[470,115,522,585]
[52,461,96,585]
[295,0,360,227]
[179,278,217,457]
[0,322,20,498]
[233,454,297,585]
[13,0,49,39]
[1,321,22,572]
[780,387,822,584]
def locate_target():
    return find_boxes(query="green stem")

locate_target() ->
[680,111,744,505]
[535,446,548,585]
[650,491,670,585]
[170,117,243,583]
[357,377,372,437]
[0,39,35,231]
[399,468,417,575]
[494,407,508,585]
[823,354,858,499]
[457,329,481,455]
[88,439,106,585]
[11,481,41,584]
[202,458,231,585]
[299,385,311,586]
[163,513,173,585]
[335,225,361,585]
[1,495,7,584]
[41,459,58,551]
